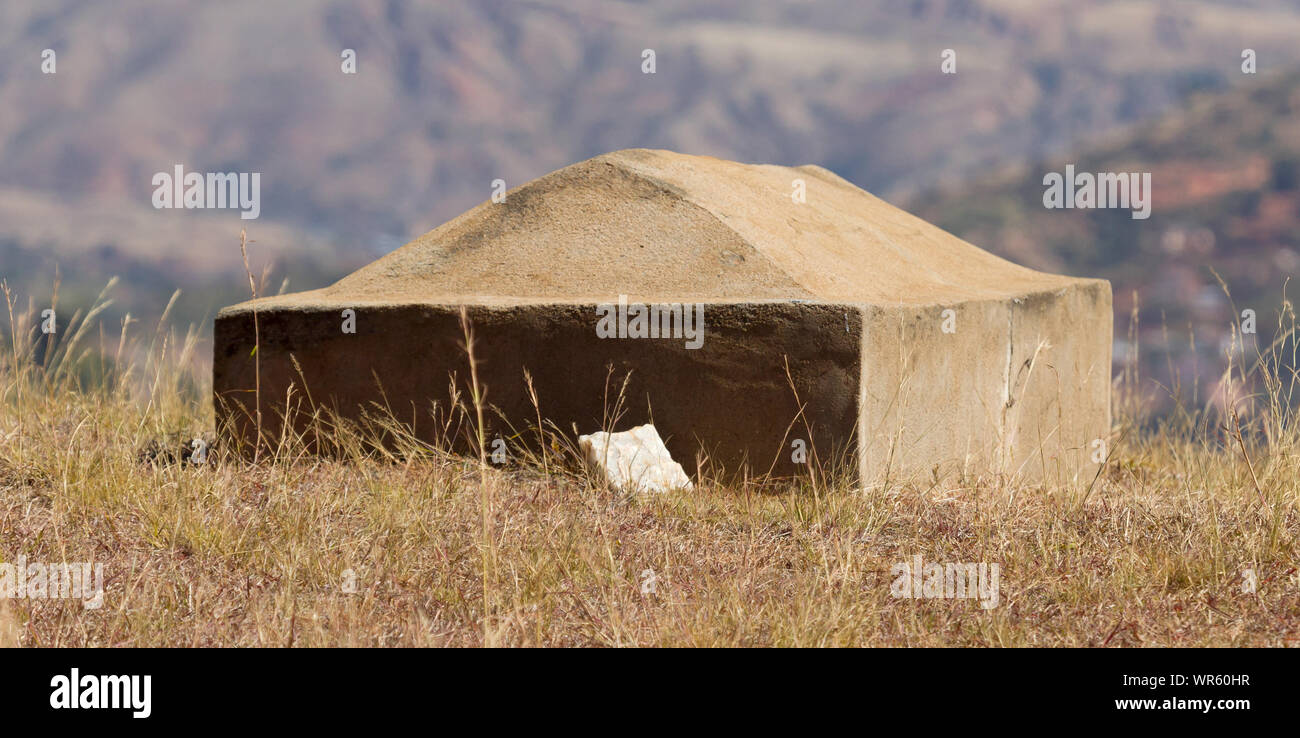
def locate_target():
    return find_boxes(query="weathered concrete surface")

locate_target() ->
[214,148,1111,485]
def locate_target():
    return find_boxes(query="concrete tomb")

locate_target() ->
[214,149,1111,484]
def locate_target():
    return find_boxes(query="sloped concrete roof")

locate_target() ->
[225,148,1086,313]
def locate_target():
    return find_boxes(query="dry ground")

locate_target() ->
[1,286,1298,647]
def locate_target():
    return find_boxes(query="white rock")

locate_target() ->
[578,424,693,494]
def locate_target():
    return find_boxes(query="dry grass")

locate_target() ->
[0,280,1298,647]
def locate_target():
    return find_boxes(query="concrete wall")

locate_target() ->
[214,301,862,478]
[856,280,1112,486]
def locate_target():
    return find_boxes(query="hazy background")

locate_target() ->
[4,0,1300,407]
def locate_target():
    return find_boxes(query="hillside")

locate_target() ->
[909,69,1300,411]
[6,0,1300,328]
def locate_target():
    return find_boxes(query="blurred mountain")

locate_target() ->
[909,69,1300,412]
[3,0,1300,330]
